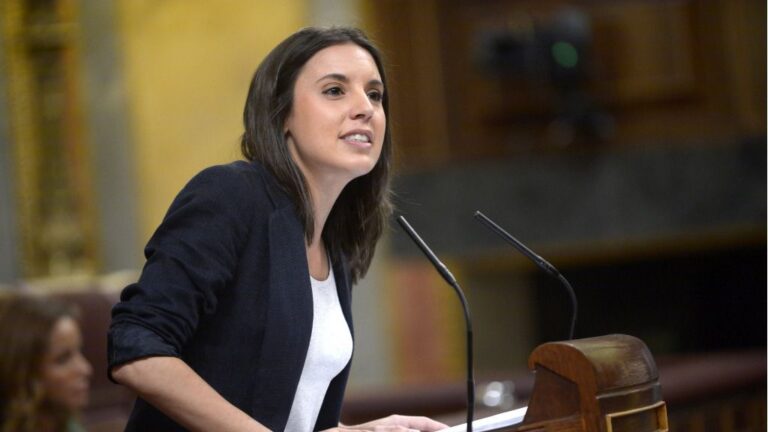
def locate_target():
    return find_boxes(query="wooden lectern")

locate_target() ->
[500,334,668,432]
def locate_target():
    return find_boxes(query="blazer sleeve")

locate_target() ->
[108,164,260,374]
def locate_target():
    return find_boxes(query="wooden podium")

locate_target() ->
[498,334,668,432]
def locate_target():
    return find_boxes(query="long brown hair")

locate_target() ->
[0,294,77,432]
[240,26,393,284]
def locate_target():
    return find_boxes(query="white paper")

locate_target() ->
[440,406,527,432]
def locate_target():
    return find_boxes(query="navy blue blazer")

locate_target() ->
[108,161,354,431]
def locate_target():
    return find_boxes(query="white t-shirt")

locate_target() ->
[284,267,353,431]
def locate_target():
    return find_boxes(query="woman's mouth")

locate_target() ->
[340,131,373,148]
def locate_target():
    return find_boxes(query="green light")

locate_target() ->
[551,41,579,68]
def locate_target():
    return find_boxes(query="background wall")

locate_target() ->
[115,0,305,244]
[0,24,19,285]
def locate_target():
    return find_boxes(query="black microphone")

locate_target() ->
[396,215,475,432]
[473,210,578,340]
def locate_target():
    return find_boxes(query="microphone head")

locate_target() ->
[396,215,458,286]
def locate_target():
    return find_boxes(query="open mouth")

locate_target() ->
[340,131,373,146]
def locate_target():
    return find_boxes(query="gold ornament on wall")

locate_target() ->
[1,0,98,279]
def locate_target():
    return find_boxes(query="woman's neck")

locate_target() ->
[37,410,67,432]
[304,172,346,245]
[303,173,346,279]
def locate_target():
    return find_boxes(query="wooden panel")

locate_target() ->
[369,0,766,165]
[589,2,697,103]
[366,0,452,168]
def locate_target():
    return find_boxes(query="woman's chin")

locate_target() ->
[55,392,90,411]
[348,159,380,179]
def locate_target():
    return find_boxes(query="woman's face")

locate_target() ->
[284,42,385,190]
[40,317,92,411]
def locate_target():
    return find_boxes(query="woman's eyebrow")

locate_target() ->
[315,74,384,88]
[316,73,349,83]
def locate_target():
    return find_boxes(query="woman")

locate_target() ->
[108,27,448,431]
[0,294,93,432]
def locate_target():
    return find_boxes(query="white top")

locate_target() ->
[284,267,353,431]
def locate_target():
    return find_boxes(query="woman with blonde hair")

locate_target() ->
[0,294,93,432]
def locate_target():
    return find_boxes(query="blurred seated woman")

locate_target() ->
[0,294,93,432]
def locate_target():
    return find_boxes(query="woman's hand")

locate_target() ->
[325,414,449,431]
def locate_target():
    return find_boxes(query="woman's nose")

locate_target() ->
[350,90,374,120]
[77,352,93,378]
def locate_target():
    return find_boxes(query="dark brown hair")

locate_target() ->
[0,294,78,432]
[240,26,392,284]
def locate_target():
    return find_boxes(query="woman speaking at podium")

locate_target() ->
[108,27,447,432]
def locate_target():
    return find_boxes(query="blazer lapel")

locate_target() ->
[254,205,313,430]
[248,160,356,429]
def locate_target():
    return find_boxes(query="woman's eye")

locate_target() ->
[367,90,383,102]
[55,350,74,365]
[323,87,344,97]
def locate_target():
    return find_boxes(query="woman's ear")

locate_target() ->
[283,110,294,137]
